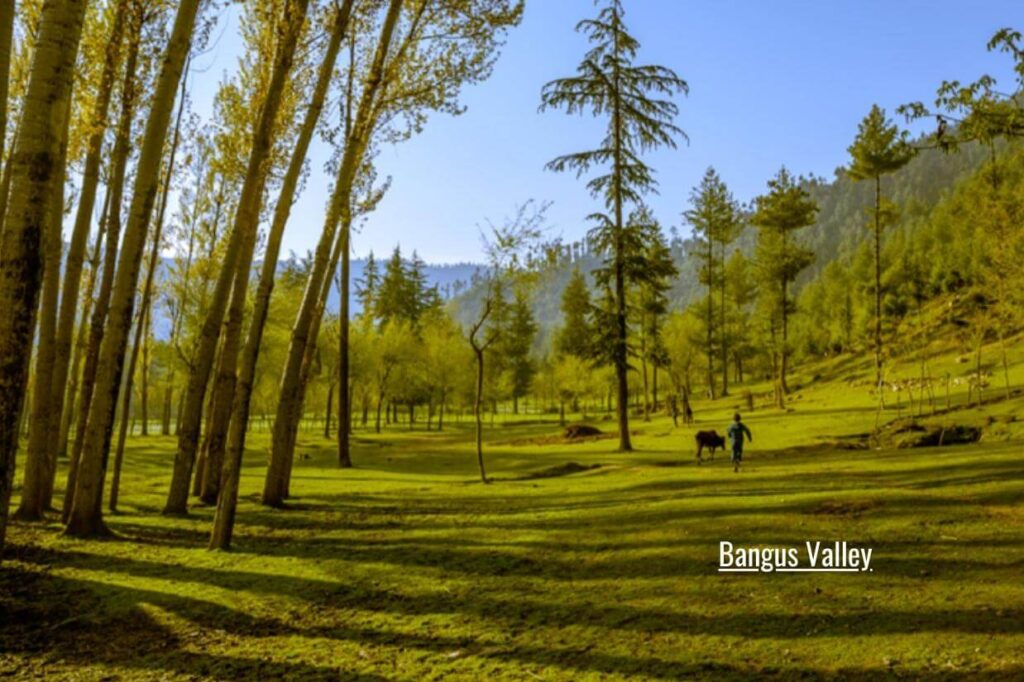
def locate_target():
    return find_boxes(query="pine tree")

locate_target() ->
[503,288,538,414]
[751,168,817,409]
[357,250,380,317]
[555,267,592,358]
[684,167,739,398]
[847,104,914,393]
[540,0,687,451]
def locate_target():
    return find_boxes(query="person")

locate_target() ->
[727,413,752,473]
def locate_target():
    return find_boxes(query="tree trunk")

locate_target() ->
[44,1,127,505]
[265,0,403,505]
[205,0,315,542]
[873,175,883,393]
[0,0,87,552]
[0,0,13,168]
[324,383,334,439]
[110,290,153,513]
[65,0,200,537]
[16,88,71,521]
[63,11,142,524]
[473,347,488,483]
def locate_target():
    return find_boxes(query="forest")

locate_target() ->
[1,1,1023,679]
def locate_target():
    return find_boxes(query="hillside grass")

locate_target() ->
[3,336,1024,680]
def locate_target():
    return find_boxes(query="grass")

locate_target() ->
[3,337,1024,680]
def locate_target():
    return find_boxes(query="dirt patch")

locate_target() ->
[564,424,603,439]
[876,419,983,448]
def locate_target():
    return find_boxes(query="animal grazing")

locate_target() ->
[695,430,725,463]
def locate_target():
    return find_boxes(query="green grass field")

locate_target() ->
[3,345,1024,680]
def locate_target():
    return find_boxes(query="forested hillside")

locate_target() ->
[454,136,994,354]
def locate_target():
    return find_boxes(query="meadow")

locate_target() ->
[3,348,1023,681]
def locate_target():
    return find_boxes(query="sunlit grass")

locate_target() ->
[3,336,1024,679]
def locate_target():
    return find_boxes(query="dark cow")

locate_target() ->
[695,430,725,463]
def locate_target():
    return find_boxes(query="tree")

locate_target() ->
[540,0,687,451]
[554,267,592,358]
[0,0,87,556]
[65,0,202,538]
[502,287,537,414]
[847,104,915,392]
[632,207,676,418]
[751,168,816,409]
[265,0,523,505]
[167,0,311,517]
[61,0,146,523]
[469,201,543,483]
[684,167,740,398]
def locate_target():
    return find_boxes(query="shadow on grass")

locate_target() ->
[2,562,1022,681]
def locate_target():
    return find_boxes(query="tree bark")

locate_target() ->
[0,0,87,555]
[65,0,200,537]
[16,88,71,520]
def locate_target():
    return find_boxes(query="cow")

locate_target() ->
[695,430,725,463]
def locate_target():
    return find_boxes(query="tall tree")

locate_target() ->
[632,207,676,418]
[847,104,914,393]
[540,0,687,451]
[264,0,523,504]
[751,168,816,409]
[165,0,310,516]
[684,167,739,398]
[0,0,87,556]
[65,0,202,537]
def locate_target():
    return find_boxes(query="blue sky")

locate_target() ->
[190,1,1022,264]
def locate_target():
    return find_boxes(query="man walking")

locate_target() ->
[727,413,752,473]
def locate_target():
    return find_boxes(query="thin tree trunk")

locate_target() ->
[44,1,127,504]
[265,0,403,506]
[873,175,882,393]
[0,1,13,172]
[59,202,109,469]
[473,347,487,483]
[63,11,142,523]
[110,291,153,513]
[65,0,200,538]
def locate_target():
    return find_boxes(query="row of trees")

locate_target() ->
[0,0,523,558]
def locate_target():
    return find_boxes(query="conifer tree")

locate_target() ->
[751,168,816,409]
[503,288,538,414]
[555,267,592,358]
[847,104,914,392]
[357,251,380,317]
[541,0,687,451]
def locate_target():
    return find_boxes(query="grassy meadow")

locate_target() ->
[3,338,1024,681]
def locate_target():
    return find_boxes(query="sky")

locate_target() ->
[189,0,1023,264]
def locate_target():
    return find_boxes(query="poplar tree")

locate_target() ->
[0,0,87,556]
[847,104,914,393]
[540,0,687,451]
[65,0,202,537]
